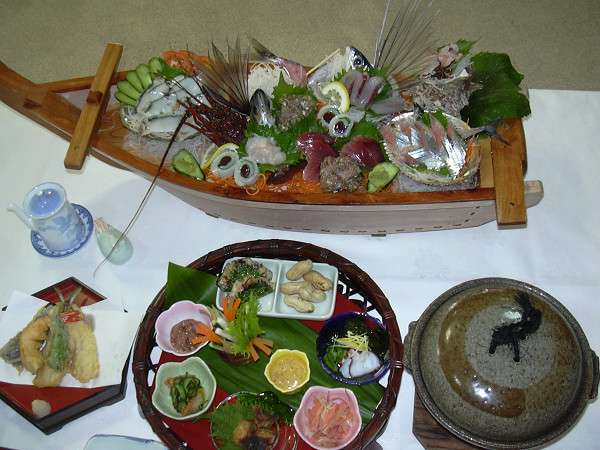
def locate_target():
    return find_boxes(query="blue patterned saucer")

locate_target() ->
[30,204,93,257]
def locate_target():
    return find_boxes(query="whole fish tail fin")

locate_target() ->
[248,36,278,61]
[373,0,438,88]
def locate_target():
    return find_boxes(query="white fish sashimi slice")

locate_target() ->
[137,79,170,113]
[143,116,198,141]
[176,77,204,98]
[144,93,180,120]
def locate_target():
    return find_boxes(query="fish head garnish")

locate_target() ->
[347,47,372,71]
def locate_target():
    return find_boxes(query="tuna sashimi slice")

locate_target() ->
[340,136,384,169]
[296,132,337,181]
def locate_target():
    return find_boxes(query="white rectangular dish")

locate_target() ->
[216,257,338,320]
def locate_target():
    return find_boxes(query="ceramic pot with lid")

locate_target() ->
[404,278,599,449]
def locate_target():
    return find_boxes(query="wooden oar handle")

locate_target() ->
[64,43,122,170]
[491,118,527,226]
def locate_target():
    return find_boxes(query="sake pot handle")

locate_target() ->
[402,321,418,372]
[590,350,599,401]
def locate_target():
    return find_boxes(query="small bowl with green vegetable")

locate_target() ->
[316,312,390,385]
[152,357,216,420]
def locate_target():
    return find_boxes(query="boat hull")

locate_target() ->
[0,57,543,235]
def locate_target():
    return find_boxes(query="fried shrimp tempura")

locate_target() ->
[66,321,99,383]
[19,316,50,374]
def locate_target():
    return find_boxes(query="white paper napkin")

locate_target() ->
[0,291,137,388]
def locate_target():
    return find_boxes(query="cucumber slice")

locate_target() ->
[117,81,141,101]
[115,91,137,106]
[368,162,399,193]
[135,64,152,90]
[125,71,144,92]
[148,57,164,75]
[172,149,204,180]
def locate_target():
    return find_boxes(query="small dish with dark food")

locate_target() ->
[155,301,212,356]
[316,312,390,385]
[210,391,298,450]
[151,357,216,420]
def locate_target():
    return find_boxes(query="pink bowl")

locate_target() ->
[293,386,362,450]
[155,301,212,356]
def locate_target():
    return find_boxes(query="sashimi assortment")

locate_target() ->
[113,0,529,197]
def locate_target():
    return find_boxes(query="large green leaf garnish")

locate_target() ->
[165,262,217,308]
[461,52,531,126]
[165,262,385,423]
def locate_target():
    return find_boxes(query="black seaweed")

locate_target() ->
[488,292,542,362]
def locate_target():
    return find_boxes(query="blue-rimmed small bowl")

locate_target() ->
[316,312,390,385]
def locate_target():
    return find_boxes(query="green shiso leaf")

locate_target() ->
[237,391,295,424]
[210,400,254,450]
[272,73,312,113]
[154,57,186,80]
[165,263,385,423]
[456,39,477,55]
[226,298,263,355]
[333,118,383,150]
[461,52,530,126]
[418,110,448,128]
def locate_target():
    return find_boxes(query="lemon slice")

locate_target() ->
[321,81,350,113]
[201,143,238,170]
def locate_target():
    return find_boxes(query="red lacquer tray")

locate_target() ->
[0,277,130,434]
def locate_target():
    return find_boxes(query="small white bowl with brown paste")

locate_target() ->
[155,301,213,356]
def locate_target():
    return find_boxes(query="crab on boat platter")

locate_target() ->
[0,4,542,235]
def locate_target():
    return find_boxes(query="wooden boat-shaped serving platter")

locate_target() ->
[0,44,543,235]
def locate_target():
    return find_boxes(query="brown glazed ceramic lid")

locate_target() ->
[405,278,599,449]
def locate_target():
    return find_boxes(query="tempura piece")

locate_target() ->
[19,316,50,374]
[33,364,65,388]
[66,320,99,383]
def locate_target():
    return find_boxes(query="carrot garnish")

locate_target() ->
[195,322,222,344]
[191,336,210,346]
[253,337,273,348]
[252,337,273,356]
[247,341,260,361]
[223,297,241,322]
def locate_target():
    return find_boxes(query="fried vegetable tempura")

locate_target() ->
[66,321,99,383]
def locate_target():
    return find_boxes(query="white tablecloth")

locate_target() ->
[0,90,598,450]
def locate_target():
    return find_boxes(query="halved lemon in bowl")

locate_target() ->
[321,81,350,113]
[264,349,310,394]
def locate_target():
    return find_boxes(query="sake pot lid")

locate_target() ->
[405,278,599,449]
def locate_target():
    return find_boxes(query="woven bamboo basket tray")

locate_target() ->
[132,239,403,449]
